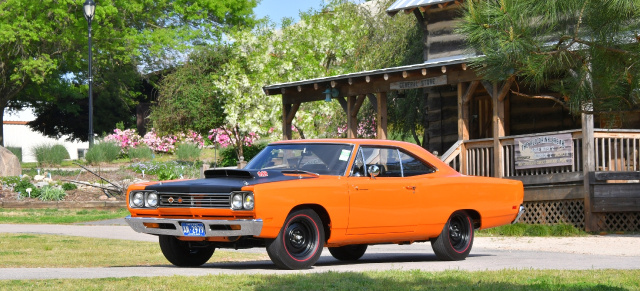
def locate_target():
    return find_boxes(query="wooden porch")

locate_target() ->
[441,128,640,232]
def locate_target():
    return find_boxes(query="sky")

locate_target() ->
[254,0,326,26]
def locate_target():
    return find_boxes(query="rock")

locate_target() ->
[34,175,45,181]
[107,197,117,201]
[98,195,109,200]
[0,147,21,177]
[21,174,31,180]
[34,181,49,188]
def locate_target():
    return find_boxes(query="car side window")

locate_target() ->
[350,150,366,177]
[359,147,402,177]
[399,150,436,176]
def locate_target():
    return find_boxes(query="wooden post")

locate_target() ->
[492,82,505,178]
[458,82,473,175]
[282,102,291,140]
[282,100,300,140]
[582,107,598,231]
[347,96,357,138]
[376,92,388,140]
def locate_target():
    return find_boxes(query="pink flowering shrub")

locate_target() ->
[208,127,259,148]
[104,129,143,153]
[335,117,376,138]
[105,128,205,154]
[208,126,260,160]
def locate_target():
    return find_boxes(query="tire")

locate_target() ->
[328,244,368,261]
[431,211,474,261]
[159,235,215,267]
[266,209,325,269]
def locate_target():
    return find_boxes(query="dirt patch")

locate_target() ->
[0,166,154,203]
[476,236,640,256]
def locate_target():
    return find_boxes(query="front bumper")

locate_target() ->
[511,205,525,224]
[125,215,263,237]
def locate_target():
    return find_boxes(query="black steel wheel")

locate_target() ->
[431,210,474,261]
[328,244,368,261]
[159,235,215,267]
[266,209,325,269]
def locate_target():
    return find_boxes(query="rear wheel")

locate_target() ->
[266,209,325,269]
[328,245,368,261]
[431,211,474,261]
[159,235,215,267]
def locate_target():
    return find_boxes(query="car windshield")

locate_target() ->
[245,143,354,176]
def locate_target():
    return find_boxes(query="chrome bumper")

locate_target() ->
[125,215,263,237]
[511,205,525,224]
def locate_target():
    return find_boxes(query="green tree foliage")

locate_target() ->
[457,0,640,116]
[0,0,257,144]
[149,46,229,134]
[153,0,421,152]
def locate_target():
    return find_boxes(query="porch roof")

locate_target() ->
[386,0,458,16]
[263,54,476,96]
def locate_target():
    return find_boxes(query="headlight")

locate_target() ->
[231,193,243,210]
[146,193,158,207]
[243,193,254,210]
[231,192,254,210]
[132,192,144,207]
[130,191,158,209]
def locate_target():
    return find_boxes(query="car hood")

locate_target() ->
[143,169,315,193]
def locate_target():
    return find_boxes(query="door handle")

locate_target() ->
[405,186,416,190]
[353,185,368,190]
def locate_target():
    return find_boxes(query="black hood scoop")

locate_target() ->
[144,169,315,193]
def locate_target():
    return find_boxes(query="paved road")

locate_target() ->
[1,221,639,280]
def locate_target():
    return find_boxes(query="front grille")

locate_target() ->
[158,192,230,208]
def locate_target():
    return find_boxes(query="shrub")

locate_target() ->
[128,146,154,161]
[129,161,202,180]
[14,179,41,198]
[85,142,121,164]
[39,186,67,201]
[219,142,267,167]
[175,143,201,161]
[6,147,22,161]
[61,182,78,191]
[32,144,70,166]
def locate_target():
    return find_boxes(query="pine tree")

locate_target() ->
[457,0,640,116]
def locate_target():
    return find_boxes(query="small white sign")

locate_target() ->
[390,75,447,90]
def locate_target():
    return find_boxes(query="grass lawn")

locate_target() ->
[2,269,639,290]
[0,208,129,224]
[0,233,268,268]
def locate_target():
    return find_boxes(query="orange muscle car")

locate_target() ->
[125,139,524,269]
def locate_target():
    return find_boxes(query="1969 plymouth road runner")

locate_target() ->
[125,139,524,270]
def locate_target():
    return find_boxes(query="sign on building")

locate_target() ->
[514,133,574,170]
[390,75,447,90]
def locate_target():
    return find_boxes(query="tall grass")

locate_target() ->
[6,146,22,161]
[85,142,121,164]
[32,144,70,166]
[127,146,154,161]
[477,223,586,237]
[175,143,201,161]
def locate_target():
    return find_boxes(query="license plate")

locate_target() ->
[181,222,205,237]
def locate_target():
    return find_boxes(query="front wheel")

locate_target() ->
[431,211,474,261]
[266,209,325,269]
[159,235,215,267]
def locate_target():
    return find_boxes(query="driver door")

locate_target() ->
[346,146,418,235]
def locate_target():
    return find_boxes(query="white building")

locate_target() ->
[3,108,89,163]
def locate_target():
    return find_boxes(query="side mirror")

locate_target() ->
[367,165,380,179]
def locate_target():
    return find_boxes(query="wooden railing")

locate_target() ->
[441,129,640,180]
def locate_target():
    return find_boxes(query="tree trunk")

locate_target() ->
[0,106,5,147]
